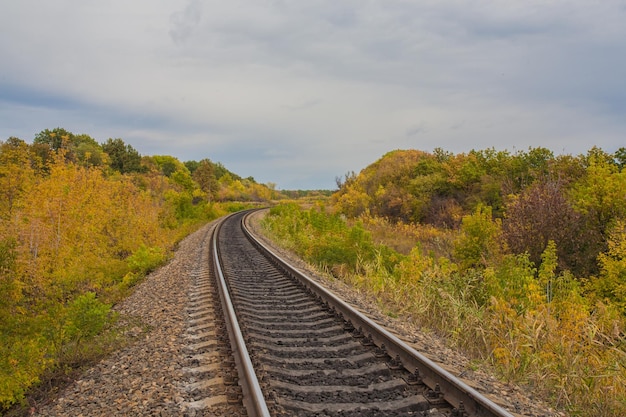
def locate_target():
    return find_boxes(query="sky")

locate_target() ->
[1,1,625,190]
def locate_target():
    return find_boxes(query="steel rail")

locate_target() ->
[242,210,516,417]
[211,214,271,417]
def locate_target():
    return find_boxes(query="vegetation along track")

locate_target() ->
[211,210,516,417]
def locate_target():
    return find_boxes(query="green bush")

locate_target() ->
[127,245,166,275]
[263,204,400,275]
[63,292,111,343]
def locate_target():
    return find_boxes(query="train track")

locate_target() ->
[208,210,516,417]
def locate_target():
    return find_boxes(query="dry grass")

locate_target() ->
[356,215,455,258]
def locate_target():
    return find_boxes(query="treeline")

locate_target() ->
[263,146,626,415]
[334,147,626,280]
[0,128,278,409]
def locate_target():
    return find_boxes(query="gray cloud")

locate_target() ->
[170,0,203,44]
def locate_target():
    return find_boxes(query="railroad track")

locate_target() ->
[207,210,516,417]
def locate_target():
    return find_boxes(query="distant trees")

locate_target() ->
[593,220,626,312]
[33,127,73,151]
[454,205,502,270]
[190,159,219,200]
[185,158,281,202]
[34,128,107,167]
[571,149,626,239]
[333,150,441,222]
[615,147,626,170]
[333,147,554,224]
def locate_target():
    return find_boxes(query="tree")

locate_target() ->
[615,147,626,171]
[570,155,626,240]
[74,135,107,167]
[33,128,105,167]
[102,138,143,173]
[454,204,502,270]
[184,160,200,174]
[33,128,73,152]
[503,179,601,276]
[593,221,626,312]
[191,159,219,200]
[583,146,616,168]
[0,138,38,218]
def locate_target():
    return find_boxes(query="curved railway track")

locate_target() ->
[209,210,516,417]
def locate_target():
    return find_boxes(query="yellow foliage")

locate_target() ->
[13,160,169,299]
[1,133,256,409]
[484,270,626,414]
[594,220,626,312]
[0,337,52,409]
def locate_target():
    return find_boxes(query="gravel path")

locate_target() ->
[32,213,565,417]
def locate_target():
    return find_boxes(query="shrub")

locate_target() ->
[127,245,166,275]
[453,205,502,269]
[0,336,51,409]
[63,292,112,344]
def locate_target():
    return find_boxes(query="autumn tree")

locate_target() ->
[593,220,626,312]
[73,134,107,167]
[0,138,38,218]
[333,150,447,222]
[33,127,73,151]
[454,204,503,270]
[191,159,219,200]
[570,152,626,241]
[503,178,601,276]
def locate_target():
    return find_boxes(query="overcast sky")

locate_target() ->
[1,1,625,189]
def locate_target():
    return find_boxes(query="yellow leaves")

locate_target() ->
[331,183,371,218]
[395,245,435,283]
[538,240,557,290]
[593,220,626,312]
[571,159,626,228]
[3,157,176,311]
[0,138,37,217]
[526,279,544,309]
[492,347,511,367]
[1,156,187,409]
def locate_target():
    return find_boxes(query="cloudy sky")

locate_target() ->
[1,1,625,189]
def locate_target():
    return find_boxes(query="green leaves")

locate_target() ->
[102,138,143,174]
[63,292,111,343]
[127,245,166,276]
[263,204,397,277]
